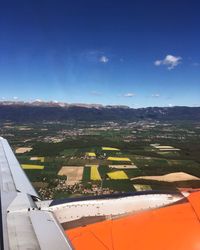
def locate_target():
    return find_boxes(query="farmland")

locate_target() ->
[58,166,84,185]
[90,166,101,180]
[21,164,44,170]
[1,119,200,199]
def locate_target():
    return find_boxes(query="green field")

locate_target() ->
[5,120,200,199]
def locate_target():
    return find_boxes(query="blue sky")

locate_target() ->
[0,0,200,107]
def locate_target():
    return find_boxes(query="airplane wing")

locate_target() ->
[0,137,72,250]
[1,136,200,250]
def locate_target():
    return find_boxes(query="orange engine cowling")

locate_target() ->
[65,191,200,250]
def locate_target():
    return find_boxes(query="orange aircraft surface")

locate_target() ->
[65,191,200,250]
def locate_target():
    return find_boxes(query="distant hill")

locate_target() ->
[0,102,199,122]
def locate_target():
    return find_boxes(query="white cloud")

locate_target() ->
[34,99,43,102]
[154,55,182,70]
[151,93,160,98]
[99,56,109,63]
[82,50,110,64]
[123,93,135,97]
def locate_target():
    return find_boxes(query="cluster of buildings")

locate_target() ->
[38,181,115,200]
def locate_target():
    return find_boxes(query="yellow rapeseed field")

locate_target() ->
[21,164,44,170]
[102,147,120,151]
[86,152,96,157]
[107,171,128,180]
[107,157,131,162]
[90,165,101,180]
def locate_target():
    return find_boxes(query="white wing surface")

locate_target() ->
[0,137,72,250]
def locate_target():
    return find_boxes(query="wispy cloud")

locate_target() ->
[99,55,109,63]
[151,93,160,98]
[154,55,182,70]
[123,93,136,97]
[81,50,110,64]
[90,91,102,96]
[192,62,200,67]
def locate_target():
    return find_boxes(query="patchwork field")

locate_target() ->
[133,184,152,191]
[21,164,44,170]
[16,147,32,154]
[11,121,200,199]
[132,172,200,182]
[102,147,120,151]
[107,157,131,162]
[58,166,84,185]
[107,171,129,180]
[90,165,101,180]
[30,157,45,162]
[86,152,96,157]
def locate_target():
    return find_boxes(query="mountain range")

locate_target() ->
[0,101,199,122]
